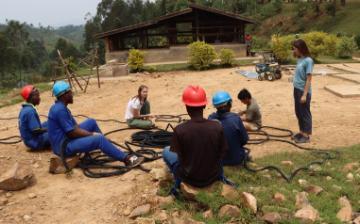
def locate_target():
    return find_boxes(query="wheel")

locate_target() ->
[257,74,263,81]
[275,69,282,79]
[266,73,275,81]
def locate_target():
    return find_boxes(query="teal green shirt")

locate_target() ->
[293,57,314,94]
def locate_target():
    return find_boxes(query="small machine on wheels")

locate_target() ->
[255,51,282,81]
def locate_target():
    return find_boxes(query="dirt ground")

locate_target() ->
[0,66,359,224]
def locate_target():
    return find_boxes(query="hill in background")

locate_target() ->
[255,0,360,36]
[0,23,84,51]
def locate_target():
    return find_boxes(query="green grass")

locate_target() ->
[159,145,360,224]
[143,63,190,73]
[316,56,357,64]
[143,59,255,73]
[0,82,52,108]
[320,0,360,35]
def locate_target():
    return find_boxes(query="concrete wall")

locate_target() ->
[105,43,247,64]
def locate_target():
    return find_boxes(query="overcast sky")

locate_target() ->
[0,0,101,27]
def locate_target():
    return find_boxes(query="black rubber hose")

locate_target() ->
[63,125,173,178]
[244,126,340,182]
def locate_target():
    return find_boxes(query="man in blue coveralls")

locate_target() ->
[47,81,144,168]
[209,91,249,166]
[18,85,50,150]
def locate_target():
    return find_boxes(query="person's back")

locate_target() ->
[209,112,248,165]
[162,85,228,190]
[171,118,227,187]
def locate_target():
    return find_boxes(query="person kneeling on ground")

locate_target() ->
[125,85,154,129]
[48,81,143,167]
[18,85,50,151]
[162,85,229,193]
[237,88,262,131]
[209,91,249,166]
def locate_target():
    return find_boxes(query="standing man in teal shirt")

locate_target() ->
[292,39,314,143]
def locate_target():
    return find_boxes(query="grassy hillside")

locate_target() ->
[255,0,360,36]
[26,25,84,50]
[319,0,360,34]
[0,24,84,51]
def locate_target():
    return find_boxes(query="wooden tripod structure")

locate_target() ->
[53,49,100,94]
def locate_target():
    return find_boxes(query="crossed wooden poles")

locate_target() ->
[53,48,100,94]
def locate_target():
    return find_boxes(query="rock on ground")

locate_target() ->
[129,204,151,219]
[273,192,286,203]
[0,162,35,191]
[48,156,80,174]
[346,173,354,181]
[298,179,308,187]
[353,215,360,224]
[218,204,241,218]
[294,205,319,223]
[281,161,294,166]
[305,185,324,195]
[221,184,239,201]
[262,212,281,223]
[343,162,359,172]
[202,210,213,219]
[241,192,257,213]
[336,196,352,222]
[180,182,217,200]
[295,192,310,209]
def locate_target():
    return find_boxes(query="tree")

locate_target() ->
[51,38,81,61]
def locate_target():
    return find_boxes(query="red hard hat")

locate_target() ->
[182,85,207,107]
[21,85,34,101]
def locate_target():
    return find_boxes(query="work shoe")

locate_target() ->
[292,132,302,140]
[294,134,310,144]
[125,155,144,168]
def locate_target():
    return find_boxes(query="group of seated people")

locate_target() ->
[18,81,262,191]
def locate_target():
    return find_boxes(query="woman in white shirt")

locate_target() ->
[125,85,154,129]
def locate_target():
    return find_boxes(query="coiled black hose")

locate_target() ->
[244,127,339,182]
[0,113,340,182]
[65,126,174,178]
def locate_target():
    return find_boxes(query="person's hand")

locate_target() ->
[300,95,307,104]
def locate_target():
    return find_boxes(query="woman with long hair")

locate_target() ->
[125,85,154,129]
[292,39,314,143]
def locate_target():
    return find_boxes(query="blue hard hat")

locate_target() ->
[212,91,232,107]
[53,81,71,97]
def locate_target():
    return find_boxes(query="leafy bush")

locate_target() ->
[188,41,217,70]
[128,49,145,72]
[271,32,341,62]
[271,34,294,63]
[252,36,271,50]
[302,32,339,58]
[323,34,339,56]
[219,49,235,67]
[336,36,358,59]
